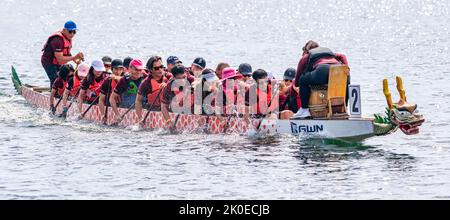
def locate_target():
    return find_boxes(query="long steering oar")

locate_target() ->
[79,95,100,120]
[141,88,164,126]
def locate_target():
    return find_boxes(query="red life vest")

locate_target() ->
[85,77,104,103]
[42,30,72,65]
[221,83,239,115]
[146,78,163,108]
[70,76,82,97]
[255,84,273,115]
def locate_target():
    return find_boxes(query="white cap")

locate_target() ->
[91,60,106,72]
[77,62,90,78]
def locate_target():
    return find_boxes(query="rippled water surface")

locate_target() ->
[0,0,449,199]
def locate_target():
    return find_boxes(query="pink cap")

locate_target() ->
[129,59,145,70]
[221,67,243,81]
[77,62,90,78]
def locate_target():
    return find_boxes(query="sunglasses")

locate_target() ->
[68,30,77,34]
[153,65,164,71]
[104,64,111,68]
[284,79,292,82]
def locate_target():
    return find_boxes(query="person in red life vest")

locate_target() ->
[190,57,206,78]
[102,56,113,74]
[109,59,145,123]
[135,56,169,123]
[215,67,244,116]
[60,62,89,117]
[77,60,106,114]
[41,20,84,88]
[215,62,230,80]
[98,59,125,123]
[49,64,74,114]
[244,69,278,121]
[192,68,219,115]
[161,64,195,124]
[292,40,349,118]
[237,63,253,85]
[280,68,301,113]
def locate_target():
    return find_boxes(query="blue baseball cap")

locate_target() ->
[167,56,182,65]
[193,57,206,69]
[64,20,77,31]
[238,63,252,76]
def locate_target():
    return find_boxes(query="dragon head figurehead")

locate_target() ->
[391,99,425,135]
[373,76,425,136]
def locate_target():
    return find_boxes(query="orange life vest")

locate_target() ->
[42,30,72,65]
[255,84,273,115]
[146,78,162,107]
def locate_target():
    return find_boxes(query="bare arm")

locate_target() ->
[77,89,86,113]
[109,92,121,120]
[99,94,106,119]
[161,103,171,122]
[62,88,70,108]
[54,52,75,65]
[135,94,144,122]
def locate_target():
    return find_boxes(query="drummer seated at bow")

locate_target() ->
[77,60,106,114]
[135,56,169,123]
[109,59,145,123]
[292,40,349,119]
[49,64,74,114]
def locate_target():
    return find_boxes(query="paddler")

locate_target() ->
[98,59,125,123]
[135,56,169,123]
[49,64,74,114]
[109,59,145,123]
[280,68,301,113]
[161,64,195,124]
[60,62,90,117]
[244,69,278,120]
[77,60,106,114]
[292,40,349,118]
[41,20,84,87]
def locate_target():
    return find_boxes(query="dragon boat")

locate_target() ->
[10,65,424,141]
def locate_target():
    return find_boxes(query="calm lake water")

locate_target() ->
[0,0,449,199]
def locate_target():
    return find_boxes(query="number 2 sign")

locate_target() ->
[348,85,361,118]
